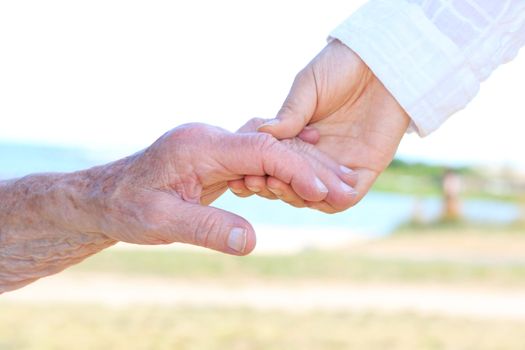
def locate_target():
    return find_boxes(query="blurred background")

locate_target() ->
[1,1,525,349]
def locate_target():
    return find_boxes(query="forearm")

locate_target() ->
[0,169,117,293]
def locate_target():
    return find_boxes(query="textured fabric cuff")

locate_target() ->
[330,0,479,136]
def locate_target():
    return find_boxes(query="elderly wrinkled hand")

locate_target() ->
[84,123,357,255]
[0,122,357,292]
[228,40,411,213]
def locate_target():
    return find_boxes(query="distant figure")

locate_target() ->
[518,199,525,226]
[442,169,462,221]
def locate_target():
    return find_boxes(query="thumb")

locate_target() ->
[175,202,256,256]
[258,68,317,139]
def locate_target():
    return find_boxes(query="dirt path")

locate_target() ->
[3,273,525,320]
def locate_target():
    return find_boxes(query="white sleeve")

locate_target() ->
[330,0,525,136]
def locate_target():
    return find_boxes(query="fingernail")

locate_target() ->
[267,187,283,196]
[341,182,358,197]
[315,177,329,193]
[258,118,280,129]
[246,186,261,193]
[228,228,247,253]
[230,187,243,194]
[340,165,359,181]
[340,165,354,174]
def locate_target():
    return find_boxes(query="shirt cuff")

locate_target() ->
[329,0,480,136]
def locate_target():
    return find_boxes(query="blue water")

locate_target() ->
[1,142,521,236]
[214,191,521,236]
[0,142,100,178]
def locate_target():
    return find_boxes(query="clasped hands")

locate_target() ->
[92,41,410,256]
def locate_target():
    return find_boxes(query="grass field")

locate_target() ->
[68,227,525,287]
[68,248,525,287]
[2,304,525,350]
[3,227,525,350]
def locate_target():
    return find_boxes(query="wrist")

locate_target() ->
[54,170,110,237]
[74,157,132,238]
[330,0,478,136]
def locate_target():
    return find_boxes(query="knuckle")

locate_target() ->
[163,123,214,147]
[173,123,209,139]
[281,138,314,156]
[194,211,224,248]
[255,134,283,176]
[254,132,278,150]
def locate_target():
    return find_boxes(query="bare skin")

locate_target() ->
[228,40,411,213]
[0,123,354,293]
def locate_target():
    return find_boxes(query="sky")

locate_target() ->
[1,0,524,169]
